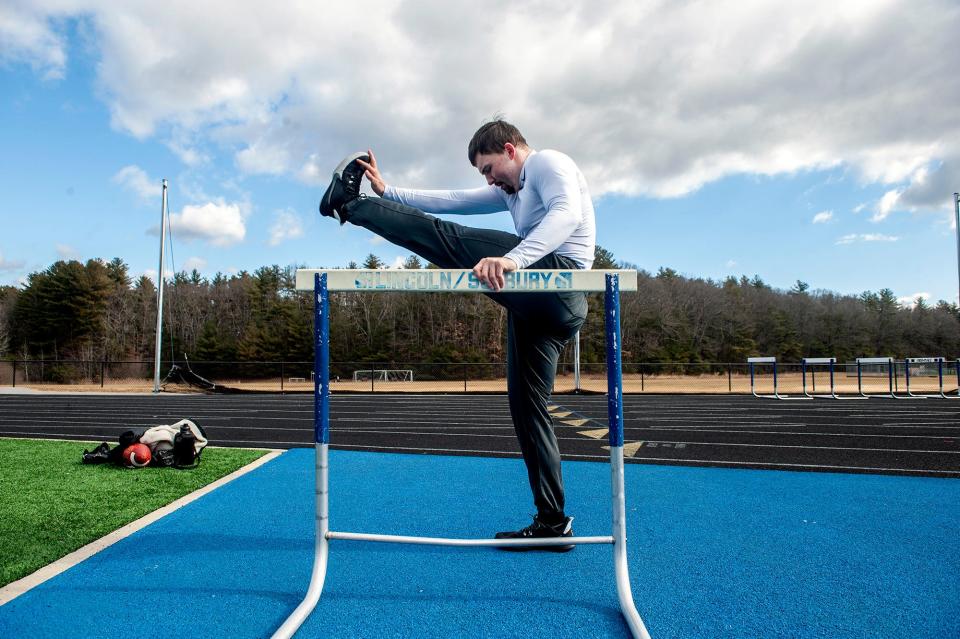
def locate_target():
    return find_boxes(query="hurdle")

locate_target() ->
[856,357,896,398]
[904,357,955,399]
[801,357,867,400]
[274,269,651,639]
[747,356,811,400]
[950,359,960,399]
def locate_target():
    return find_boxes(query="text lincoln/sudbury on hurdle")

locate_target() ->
[352,270,575,291]
[295,268,639,292]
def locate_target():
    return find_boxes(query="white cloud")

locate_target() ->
[866,151,960,224]
[163,201,246,247]
[9,0,960,209]
[55,244,79,259]
[181,256,207,272]
[889,160,960,216]
[297,154,325,186]
[267,209,304,246]
[113,165,160,200]
[237,142,291,176]
[725,259,737,268]
[835,233,899,245]
[871,189,903,222]
[0,3,66,80]
[369,236,387,246]
[896,292,930,308]
[388,256,407,269]
[0,251,26,272]
[812,210,833,224]
[165,132,209,167]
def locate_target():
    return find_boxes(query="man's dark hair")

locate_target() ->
[468,119,528,165]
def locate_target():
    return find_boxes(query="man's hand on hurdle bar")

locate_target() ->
[472,256,517,292]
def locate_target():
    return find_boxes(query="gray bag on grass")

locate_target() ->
[139,419,208,468]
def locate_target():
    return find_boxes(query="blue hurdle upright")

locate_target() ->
[272,268,651,639]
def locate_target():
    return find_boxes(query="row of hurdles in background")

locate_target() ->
[747,356,960,400]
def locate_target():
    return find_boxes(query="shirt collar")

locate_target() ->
[518,150,536,190]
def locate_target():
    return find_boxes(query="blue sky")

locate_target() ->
[1,1,958,306]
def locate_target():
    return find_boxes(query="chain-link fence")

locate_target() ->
[1,359,957,394]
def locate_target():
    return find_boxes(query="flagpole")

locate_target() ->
[954,192,959,308]
[153,179,168,393]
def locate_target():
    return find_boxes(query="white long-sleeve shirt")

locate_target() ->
[382,149,596,269]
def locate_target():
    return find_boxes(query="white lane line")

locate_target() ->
[0,416,514,428]
[881,422,960,427]
[625,428,957,440]
[0,448,283,606]
[620,412,959,421]
[627,421,960,430]
[626,421,809,427]
[0,408,509,419]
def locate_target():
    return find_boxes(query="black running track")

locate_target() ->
[0,392,958,477]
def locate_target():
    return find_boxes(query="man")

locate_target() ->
[319,120,596,551]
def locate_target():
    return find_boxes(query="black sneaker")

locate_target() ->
[81,441,112,465]
[319,151,369,224]
[494,515,575,552]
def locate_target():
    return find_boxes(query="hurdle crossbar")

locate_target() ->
[295,268,639,292]
[801,357,866,400]
[747,356,811,400]
[273,268,650,639]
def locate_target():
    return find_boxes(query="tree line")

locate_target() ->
[2,248,958,376]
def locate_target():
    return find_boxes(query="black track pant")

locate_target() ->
[344,196,588,517]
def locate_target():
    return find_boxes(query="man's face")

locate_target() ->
[475,143,520,194]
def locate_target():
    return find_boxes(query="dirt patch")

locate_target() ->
[8,372,954,395]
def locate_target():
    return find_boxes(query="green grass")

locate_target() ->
[0,438,269,587]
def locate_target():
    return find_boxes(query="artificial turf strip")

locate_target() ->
[0,438,268,587]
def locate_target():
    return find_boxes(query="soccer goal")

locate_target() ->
[351,369,414,382]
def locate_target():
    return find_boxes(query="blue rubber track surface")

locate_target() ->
[2,448,957,638]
